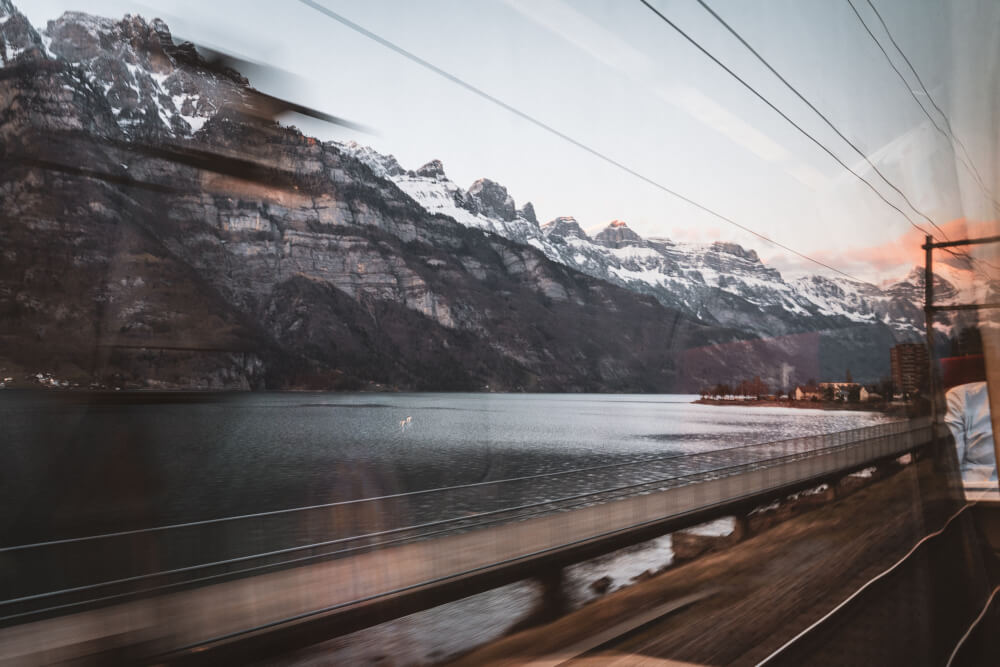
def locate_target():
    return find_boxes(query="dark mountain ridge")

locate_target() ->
[1,4,750,391]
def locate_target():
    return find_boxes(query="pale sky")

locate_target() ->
[18,0,1000,284]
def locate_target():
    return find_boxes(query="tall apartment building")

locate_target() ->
[890,343,928,396]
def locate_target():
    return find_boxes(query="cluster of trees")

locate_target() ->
[700,376,770,400]
[700,375,899,403]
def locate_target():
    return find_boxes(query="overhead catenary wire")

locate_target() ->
[691,0,996,283]
[643,0,995,286]
[644,0,1000,289]
[847,0,993,219]
[293,0,866,283]
[638,0,942,244]
[845,0,948,136]
[848,0,1000,280]
[861,0,1000,209]
[692,0,951,243]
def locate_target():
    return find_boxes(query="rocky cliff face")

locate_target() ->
[1,4,747,391]
[466,178,517,222]
[343,140,989,384]
[4,3,978,392]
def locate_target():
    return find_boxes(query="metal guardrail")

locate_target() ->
[0,418,925,552]
[0,417,931,625]
[156,417,936,660]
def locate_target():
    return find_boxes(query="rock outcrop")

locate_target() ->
[0,4,735,391]
[4,3,984,392]
[593,220,646,249]
[467,178,516,221]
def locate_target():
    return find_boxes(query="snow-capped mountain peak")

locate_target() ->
[338,142,950,341]
[0,0,49,65]
[344,141,406,179]
[340,142,543,243]
[32,10,250,138]
[518,201,537,224]
[542,216,588,240]
[414,159,444,179]
[13,0,943,348]
[467,178,517,222]
[594,220,647,249]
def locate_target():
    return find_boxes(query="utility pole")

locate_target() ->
[924,235,936,424]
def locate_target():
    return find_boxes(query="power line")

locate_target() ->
[857,0,1000,280]
[638,0,944,245]
[294,0,867,282]
[675,0,993,282]
[845,0,999,280]
[846,0,1000,221]
[845,0,946,136]
[863,0,999,206]
[692,0,951,243]
[692,0,996,282]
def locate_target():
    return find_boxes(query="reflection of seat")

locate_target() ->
[941,354,987,390]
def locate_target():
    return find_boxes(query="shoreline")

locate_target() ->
[692,397,911,415]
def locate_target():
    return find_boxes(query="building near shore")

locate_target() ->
[794,384,821,401]
[818,381,860,401]
[795,381,865,401]
[860,388,882,402]
[891,343,929,396]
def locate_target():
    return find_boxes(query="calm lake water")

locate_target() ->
[1,391,895,665]
[1,391,892,544]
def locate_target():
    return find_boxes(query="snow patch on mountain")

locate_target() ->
[10,0,949,345]
[36,11,243,138]
[342,142,543,243]
[337,142,944,339]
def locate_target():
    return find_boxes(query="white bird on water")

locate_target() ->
[400,416,413,432]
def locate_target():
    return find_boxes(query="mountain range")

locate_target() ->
[0,3,972,391]
[345,140,952,338]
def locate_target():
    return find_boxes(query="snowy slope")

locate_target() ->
[32,10,248,138]
[10,0,959,346]
[341,142,944,339]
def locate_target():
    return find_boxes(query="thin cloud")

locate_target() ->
[764,217,998,283]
